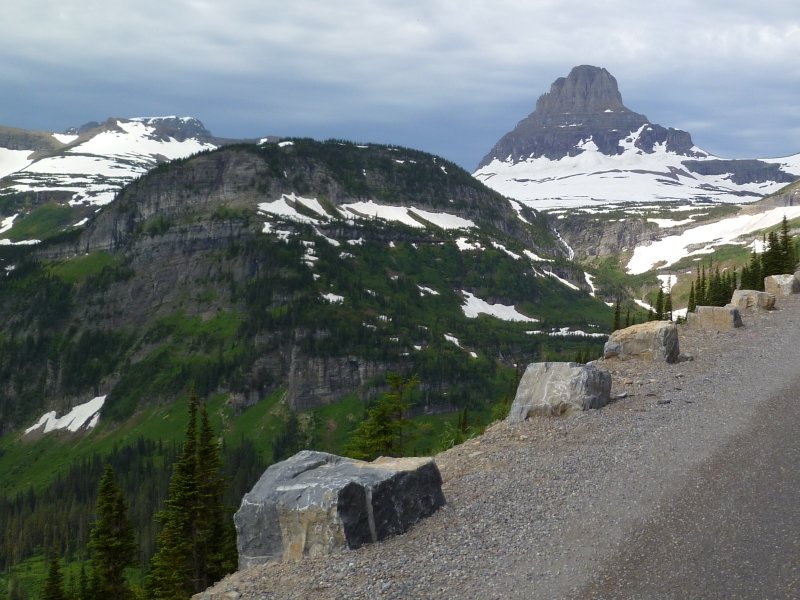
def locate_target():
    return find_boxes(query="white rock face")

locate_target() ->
[730,289,776,311]
[604,321,680,363]
[686,305,744,330]
[507,362,611,419]
[764,274,800,297]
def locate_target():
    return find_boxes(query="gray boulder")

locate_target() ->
[234,450,445,568]
[686,305,743,330]
[507,362,611,420]
[764,274,800,296]
[603,321,679,363]
[730,289,775,311]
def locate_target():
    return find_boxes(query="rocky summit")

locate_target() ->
[477,65,696,165]
[474,65,800,207]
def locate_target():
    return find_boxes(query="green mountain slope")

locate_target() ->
[0,139,612,588]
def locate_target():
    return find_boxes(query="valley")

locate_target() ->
[0,64,798,598]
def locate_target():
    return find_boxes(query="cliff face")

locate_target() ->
[475,65,799,206]
[478,65,699,167]
[1,139,603,432]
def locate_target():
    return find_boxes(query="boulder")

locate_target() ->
[603,321,679,363]
[764,274,800,296]
[730,289,775,311]
[234,450,445,568]
[507,362,611,420]
[686,305,743,330]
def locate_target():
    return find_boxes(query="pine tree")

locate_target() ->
[346,375,417,461]
[88,465,136,600]
[196,403,237,587]
[696,265,707,306]
[654,286,664,320]
[612,298,621,331]
[146,391,235,599]
[41,558,66,600]
[664,291,673,321]
[147,393,200,600]
[687,281,696,313]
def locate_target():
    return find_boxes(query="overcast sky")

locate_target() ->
[2,1,799,169]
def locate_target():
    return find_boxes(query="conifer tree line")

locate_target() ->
[2,392,241,600]
[687,216,798,311]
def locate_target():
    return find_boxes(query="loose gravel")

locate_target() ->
[196,294,800,600]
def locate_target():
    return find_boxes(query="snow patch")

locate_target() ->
[25,395,106,435]
[627,206,800,274]
[461,291,538,322]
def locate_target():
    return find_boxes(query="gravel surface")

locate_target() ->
[196,294,800,600]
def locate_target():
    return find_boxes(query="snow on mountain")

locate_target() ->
[0,148,34,179]
[258,194,477,231]
[24,395,106,436]
[2,117,217,207]
[475,124,797,209]
[475,66,799,209]
[460,291,539,322]
[626,205,800,274]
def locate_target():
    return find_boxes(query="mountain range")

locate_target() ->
[0,65,798,596]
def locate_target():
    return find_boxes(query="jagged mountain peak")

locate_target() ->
[535,65,625,115]
[474,66,800,207]
[477,65,696,168]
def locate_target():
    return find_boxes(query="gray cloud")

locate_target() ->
[2,1,799,168]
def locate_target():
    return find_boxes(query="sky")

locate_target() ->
[2,1,799,170]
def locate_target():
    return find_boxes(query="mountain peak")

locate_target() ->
[476,66,698,168]
[535,65,625,115]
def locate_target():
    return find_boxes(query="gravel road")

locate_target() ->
[197,294,800,600]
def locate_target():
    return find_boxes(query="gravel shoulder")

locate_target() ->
[197,294,800,600]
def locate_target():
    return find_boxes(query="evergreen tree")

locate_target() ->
[612,298,621,331]
[41,558,66,600]
[654,286,664,320]
[146,391,235,599]
[664,291,673,321]
[77,564,90,600]
[196,403,237,587]
[88,465,136,600]
[147,393,200,600]
[687,281,696,313]
[625,307,631,328]
[747,247,763,290]
[779,216,796,272]
[346,375,417,461]
[696,265,707,306]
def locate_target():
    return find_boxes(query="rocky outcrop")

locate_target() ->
[603,321,680,363]
[686,305,743,330]
[507,362,611,419]
[234,450,445,568]
[477,65,700,167]
[764,274,800,297]
[730,289,776,311]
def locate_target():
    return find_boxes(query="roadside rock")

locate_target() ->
[730,289,775,311]
[764,274,800,296]
[687,305,743,330]
[507,362,611,419]
[234,450,445,568]
[604,321,680,363]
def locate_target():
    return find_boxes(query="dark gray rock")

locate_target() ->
[234,451,445,568]
[477,65,700,167]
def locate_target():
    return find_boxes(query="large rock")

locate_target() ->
[730,289,776,311]
[234,450,445,568]
[507,362,611,420]
[686,305,743,330]
[764,274,800,296]
[603,321,679,363]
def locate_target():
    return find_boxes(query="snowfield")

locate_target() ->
[24,395,106,435]
[474,126,799,209]
[461,291,539,322]
[627,206,800,274]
